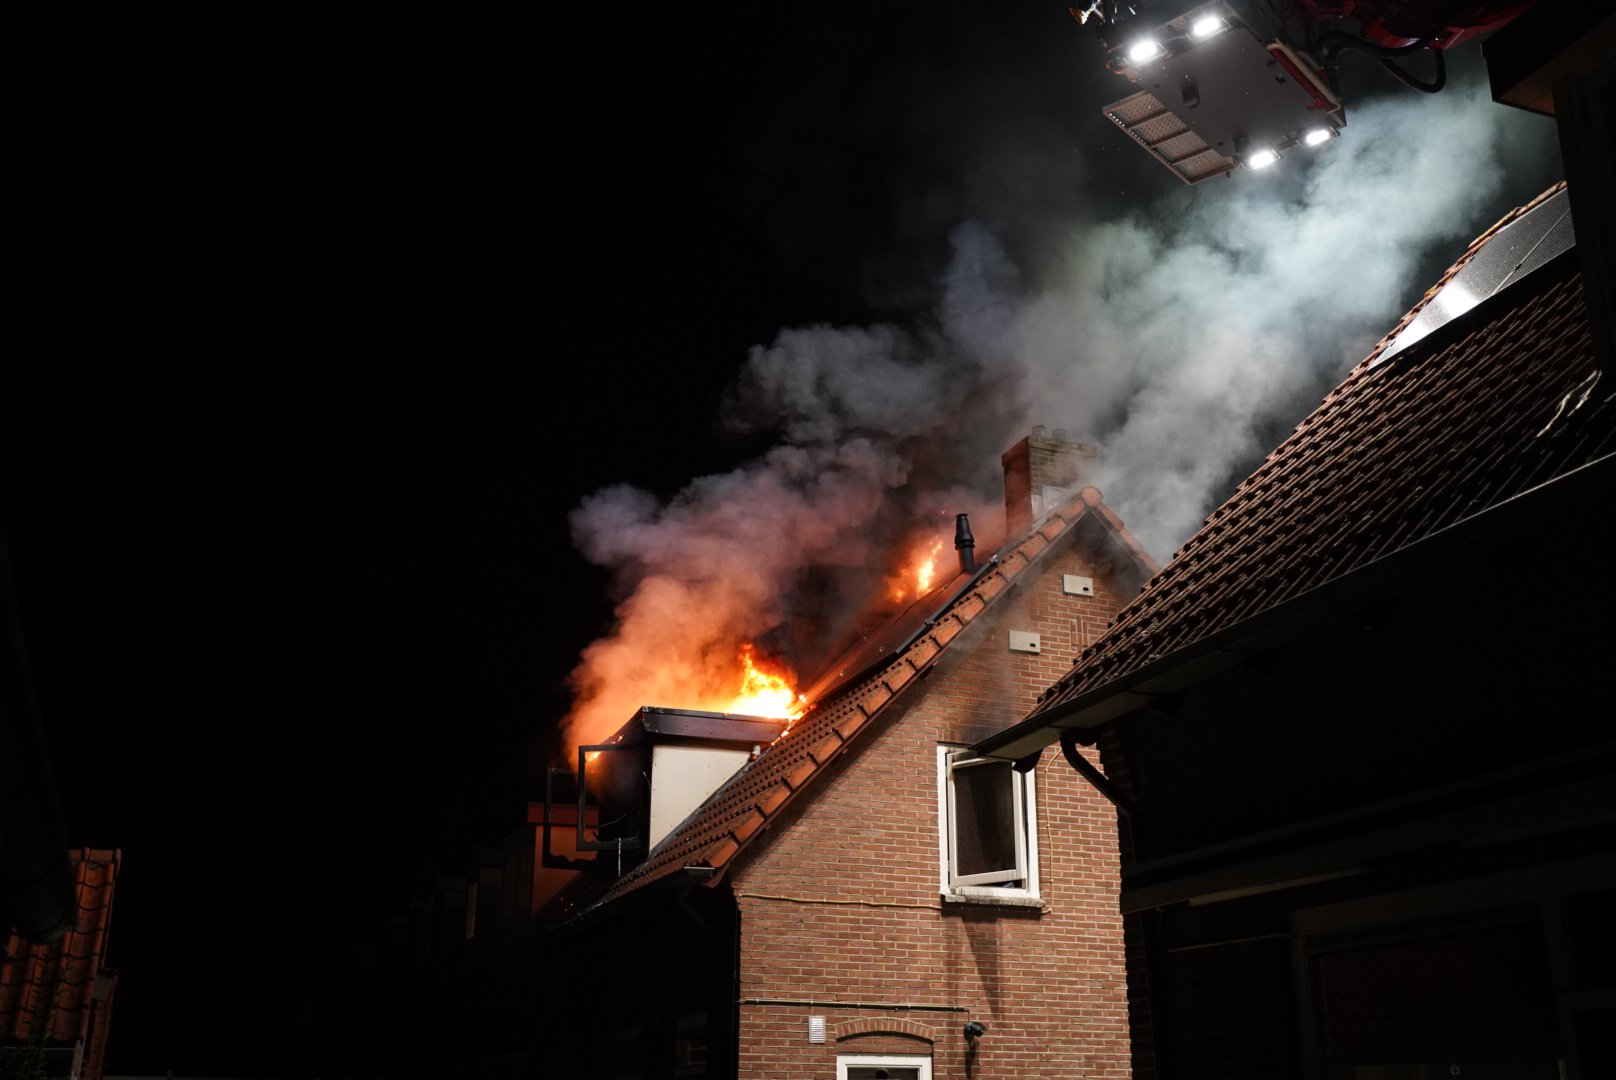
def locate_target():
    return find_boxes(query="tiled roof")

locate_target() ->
[581,488,1154,914]
[0,848,118,1070]
[983,182,1611,752]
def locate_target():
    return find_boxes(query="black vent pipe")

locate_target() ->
[954,513,976,573]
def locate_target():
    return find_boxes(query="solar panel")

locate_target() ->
[1375,186,1576,365]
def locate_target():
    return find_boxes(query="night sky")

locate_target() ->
[7,6,1563,1076]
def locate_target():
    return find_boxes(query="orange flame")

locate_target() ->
[728,643,808,719]
[889,538,944,603]
[914,538,943,594]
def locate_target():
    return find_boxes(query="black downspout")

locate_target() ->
[1061,727,1172,1080]
[1059,729,1138,821]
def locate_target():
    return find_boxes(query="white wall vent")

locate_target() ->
[1063,574,1095,596]
[1008,630,1041,654]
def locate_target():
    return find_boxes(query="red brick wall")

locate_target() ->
[730,537,1136,1079]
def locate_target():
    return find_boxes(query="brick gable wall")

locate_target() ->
[730,538,1135,1079]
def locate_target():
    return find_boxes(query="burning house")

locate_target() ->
[423,430,1158,1079]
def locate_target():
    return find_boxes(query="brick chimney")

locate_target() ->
[1001,427,1100,536]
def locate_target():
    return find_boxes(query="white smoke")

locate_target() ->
[561,54,1561,755]
[962,64,1563,557]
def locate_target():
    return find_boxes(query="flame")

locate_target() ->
[914,538,943,594]
[889,538,944,603]
[728,643,808,719]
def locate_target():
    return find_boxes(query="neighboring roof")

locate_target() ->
[977,182,1613,761]
[578,488,1155,915]
[0,848,118,1054]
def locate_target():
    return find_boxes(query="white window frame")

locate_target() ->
[836,1053,932,1080]
[936,744,1040,903]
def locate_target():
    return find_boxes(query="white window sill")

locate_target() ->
[941,890,1046,911]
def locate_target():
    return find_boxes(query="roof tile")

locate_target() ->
[784,760,817,789]
[974,574,1007,603]
[757,784,790,816]
[995,552,1029,580]
[809,734,843,766]
[700,837,740,869]
[929,615,963,647]
[883,662,917,693]
[952,594,987,624]
[836,709,870,740]
[906,636,940,669]
[731,810,767,844]
[861,683,894,714]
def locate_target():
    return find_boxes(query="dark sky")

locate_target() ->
[8,8,1115,1073]
[7,6,1562,1076]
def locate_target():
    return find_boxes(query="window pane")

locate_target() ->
[953,760,1017,878]
[846,1068,921,1079]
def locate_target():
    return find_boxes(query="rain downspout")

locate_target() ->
[1059,729,1137,820]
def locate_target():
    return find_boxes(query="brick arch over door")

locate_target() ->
[833,1017,937,1051]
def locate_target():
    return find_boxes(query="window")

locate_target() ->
[673,1013,707,1077]
[937,745,1039,902]
[837,1053,932,1080]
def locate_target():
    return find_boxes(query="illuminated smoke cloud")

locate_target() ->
[561,58,1559,757]
[959,62,1561,559]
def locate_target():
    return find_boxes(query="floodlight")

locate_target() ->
[1246,148,1280,169]
[1127,38,1165,64]
[1304,127,1335,147]
[1190,14,1225,39]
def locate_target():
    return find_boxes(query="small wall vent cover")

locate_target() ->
[1064,574,1095,596]
[1008,630,1041,654]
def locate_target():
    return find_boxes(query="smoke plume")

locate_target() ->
[562,51,1561,756]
